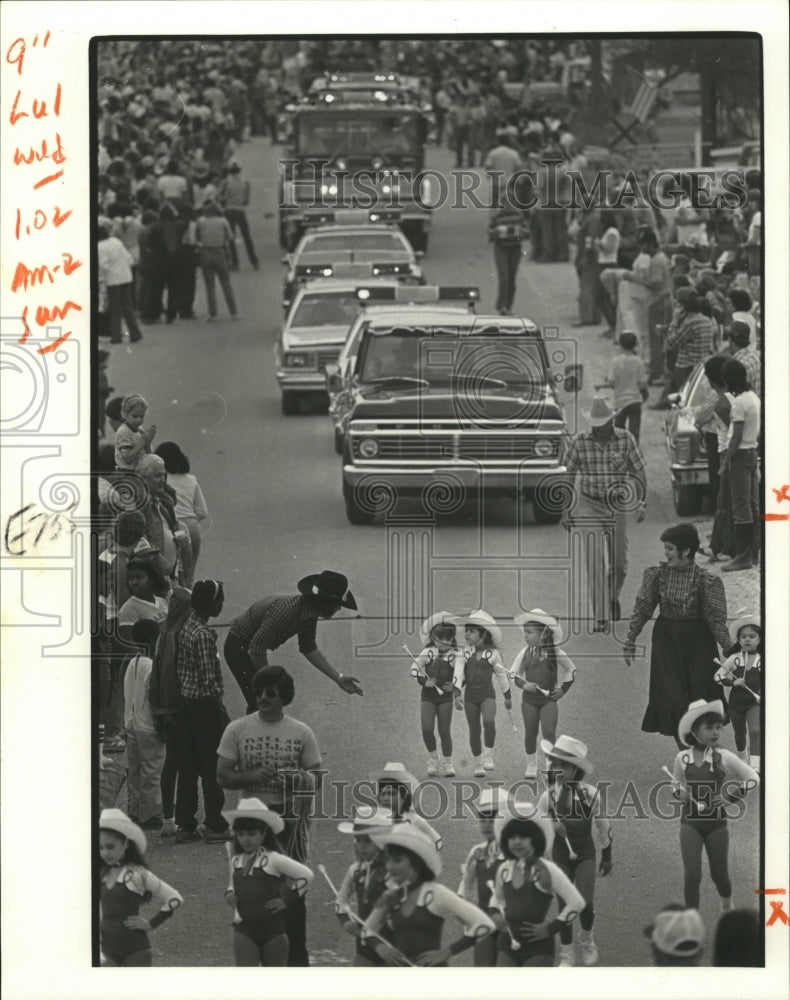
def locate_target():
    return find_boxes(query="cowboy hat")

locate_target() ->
[540,735,593,774]
[370,762,418,795]
[419,611,457,646]
[475,787,509,816]
[369,821,442,877]
[297,570,357,610]
[677,700,726,747]
[581,395,617,426]
[513,609,564,645]
[728,612,760,646]
[494,802,554,854]
[222,797,285,834]
[456,610,502,647]
[99,808,147,854]
[338,804,395,835]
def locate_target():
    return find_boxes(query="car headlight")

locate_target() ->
[321,183,338,196]
[372,156,384,170]
[534,438,555,457]
[321,267,333,277]
[335,157,347,171]
[358,438,380,458]
[285,353,310,367]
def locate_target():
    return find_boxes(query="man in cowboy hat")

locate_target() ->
[224,570,363,711]
[563,395,647,631]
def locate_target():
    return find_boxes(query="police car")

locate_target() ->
[281,211,424,311]
[325,287,583,524]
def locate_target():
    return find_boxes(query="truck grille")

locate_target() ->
[351,435,561,461]
[317,349,340,371]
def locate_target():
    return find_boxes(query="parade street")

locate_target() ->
[105,135,759,967]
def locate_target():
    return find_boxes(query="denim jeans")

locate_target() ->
[728,448,759,524]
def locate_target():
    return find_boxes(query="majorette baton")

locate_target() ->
[486,879,521,951]
[713,658,761,702]
[547,791,577,861]
[317,863,416,967]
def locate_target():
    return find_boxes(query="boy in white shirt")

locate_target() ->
[125,618,166,829]
[595,331,648,443]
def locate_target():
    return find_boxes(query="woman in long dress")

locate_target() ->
[623,523,730,746]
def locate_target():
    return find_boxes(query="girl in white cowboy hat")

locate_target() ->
[510,610,576,778]
[714,613,761,772]
[671,700,759,912]
[412,612,459,777]
[362,823,495,966]
[537,736,613,967]
[452,610,512,776]
[334,805,394,966]
[458,787,508,966]
[99,808,183,966]
[370,762,443,850]
[489,807,585,967]
[222,797,314,966]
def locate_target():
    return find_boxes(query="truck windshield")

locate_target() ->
[302,232,406,254]
[296,112,422,155]
[359,333,549,387]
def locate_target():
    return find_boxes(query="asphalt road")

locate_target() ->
[106,136,760,967]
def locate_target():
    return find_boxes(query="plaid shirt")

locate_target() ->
[229,595,318,658]
[732,347,762,395]
[176,611,223,699]
[665,313,715,369]
[626,563,729,648]
[564,427,646,503]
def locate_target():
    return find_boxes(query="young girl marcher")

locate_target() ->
[489,809,585,967]
[370,762,443,850]
[335,805,394,966]
[537,736,613,967]
[458,787,508,966]
[452,611,512,776]
[714,612,761,772]
[223,798,314,967]
[362,822,495,966]
[114,394,156,472]
[672,699,760,912]
[99,808,183,966]
[510,609,576,778]
[413,612,458,776]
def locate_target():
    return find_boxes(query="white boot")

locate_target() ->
[736,747,749,763]
[578,929,599,966]
[442,757,456,777]
[524,753,537,778]
[720,895,734,913]
[749,755,761,774]
[427,755,438,776]
[473,755,486,777]
[556,943,576,967]
[483,750,495,771]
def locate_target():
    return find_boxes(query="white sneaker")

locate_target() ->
[442,758,456,777]
[556,943,576,967]
[749,755,761,774]
[720,895,734,913]
[427,756,438,776]
[579,933,598,966]
[160,818,176,838]
[524,753,537,778]
[473,756,486,777]
[483,751,494,771]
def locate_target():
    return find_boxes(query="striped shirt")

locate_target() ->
[626,563,729,649]
[229,595,318,658]
[564,427,646,503]
[665,313,715,369]
[176,611,223,699]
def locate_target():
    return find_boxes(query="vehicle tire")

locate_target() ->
[281,392,300,416]
[343,480,375,525]
[334,426,344,455]
[673,482,703,516]
[532,497,563,525]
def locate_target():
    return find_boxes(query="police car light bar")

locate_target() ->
[355,286,480,303]
[367,209,402,223]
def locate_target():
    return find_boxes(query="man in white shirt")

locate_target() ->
[720,358,760,571]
